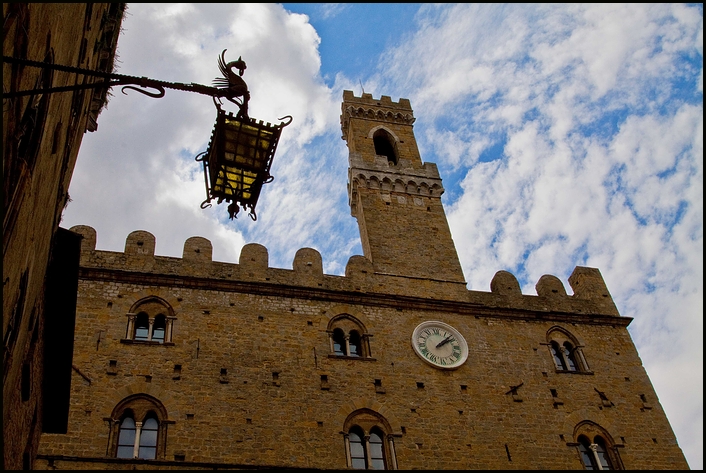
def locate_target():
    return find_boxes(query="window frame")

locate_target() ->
[327,315,374,360]
[349,426,367,469]
[545,327,591,374]
[138,416,159,459]
[151,315,167,344]
[372,128,399,165]
[332,327,346,356]
[573,422,623,470]
[343,409,397,470]
[108,394,169,460]
[133,313,150,341]
[122,297,176,345]
[115,414,137,459]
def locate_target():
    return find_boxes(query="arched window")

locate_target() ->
[333,328,346,356]
[594,437,613,470]
[550,341,567,370]
[349,427,367,469]
[109,394,169,460]
[134,313,149,341]
[369,428,386,469]
[116,415,136,458]
[138,416,159,460]
[343,409,397,469]
[152,315,166,344]
[349,330,361,357]
[115,412,159,459]
[124,297,176,344]
[328,315,372,359]
[373,129,398,165]
[546,327,588,373]
[563,341,578,371]
[574,422,621,470]
[578,435,614,470]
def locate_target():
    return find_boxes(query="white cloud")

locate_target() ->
[64,3,341,269]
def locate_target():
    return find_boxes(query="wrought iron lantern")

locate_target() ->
[196,50,292,221]
[197,108,291,220]
[2,48,291,222]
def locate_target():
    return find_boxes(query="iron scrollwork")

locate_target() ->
[3,50,252,119]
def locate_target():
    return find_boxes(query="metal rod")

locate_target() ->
[2,55,233,100]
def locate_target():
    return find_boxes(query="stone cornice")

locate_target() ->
[78,266,631,327]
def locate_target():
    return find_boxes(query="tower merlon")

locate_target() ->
[341,91,415,142]
[70,226,624,318]
[342,90,413,110]
[567,266,619,315]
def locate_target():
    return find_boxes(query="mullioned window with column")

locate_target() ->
[571,421,624,470]
[545,326,591,374]
[121,296,176,345]
[327,314,374,360]
[343,409,398,470]
[106,394,172,460]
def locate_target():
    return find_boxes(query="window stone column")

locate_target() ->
[589,443,604,470]
[166,316,176,343]
[387,434,398,470]
[577,347,589,371]
[133,421,143,459]
[343,433,352,467]
[363,434,372,469]
[147,318,155,341]
[105,418,117,456]
[560,347,571,371]
[125,313,136,339]
[362,334,371,358]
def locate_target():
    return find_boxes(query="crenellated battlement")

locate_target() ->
[70,225,622,320]
[340,91,415,141]
[341,90,414,111]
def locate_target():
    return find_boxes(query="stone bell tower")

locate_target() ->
[340,90,465,283]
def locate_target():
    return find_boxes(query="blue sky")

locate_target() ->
[62,4,702,468]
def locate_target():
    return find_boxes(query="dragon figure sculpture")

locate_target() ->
[212,49,250,119]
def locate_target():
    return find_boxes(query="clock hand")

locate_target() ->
[436,335,454,348]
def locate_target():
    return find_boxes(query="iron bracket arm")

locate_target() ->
[2,55,231,100]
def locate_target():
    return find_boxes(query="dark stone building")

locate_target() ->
[3,3,125,469]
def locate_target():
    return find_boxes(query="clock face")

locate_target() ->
[411,321,468,369]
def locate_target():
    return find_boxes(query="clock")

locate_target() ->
[411,321,468,369]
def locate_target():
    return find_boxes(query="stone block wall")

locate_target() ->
[342,91,467,283]
[34,228,688,469]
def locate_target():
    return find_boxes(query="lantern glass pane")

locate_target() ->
[204,111,284,210]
